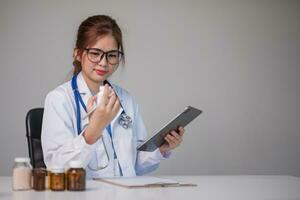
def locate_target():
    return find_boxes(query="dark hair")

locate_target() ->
[73,15,124,75]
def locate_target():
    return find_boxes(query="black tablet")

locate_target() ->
[137,106,202,152]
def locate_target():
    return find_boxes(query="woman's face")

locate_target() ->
[76,34,120,85]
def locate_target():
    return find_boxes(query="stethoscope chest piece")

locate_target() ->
[119,112,132,129]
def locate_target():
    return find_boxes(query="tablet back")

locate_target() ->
[137,106,202,152]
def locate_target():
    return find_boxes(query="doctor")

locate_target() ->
[41,15,185,179]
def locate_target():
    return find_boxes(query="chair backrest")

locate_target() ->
[26,108,46,168]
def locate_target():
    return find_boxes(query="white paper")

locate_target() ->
[100,176,179,187]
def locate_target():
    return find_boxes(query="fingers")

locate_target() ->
[164,128,185,150]
[105,87,120,114]
[112,98,121,114]
[106,91,117,110]
[166,132,180,144]
[92,85,121,124]
[178,126,185,136]
[164,136,173,145]
[100,84,110,108]
[170,131,182,141]
[87,96,97,112]
[108,87,114,97]
[95,85,121,120]
[164,135,177,150]
[100,85,116,109]
[170,127,184,141]
[165,135,176,146]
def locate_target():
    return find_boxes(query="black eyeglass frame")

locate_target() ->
[85,48,124,65]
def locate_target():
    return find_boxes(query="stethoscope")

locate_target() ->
[71,74,132,171]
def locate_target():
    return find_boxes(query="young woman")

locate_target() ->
[41,15,185,178]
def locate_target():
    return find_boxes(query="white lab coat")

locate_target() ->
[41,72,169,179]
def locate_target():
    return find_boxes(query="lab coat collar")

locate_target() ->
[76,72,93,107]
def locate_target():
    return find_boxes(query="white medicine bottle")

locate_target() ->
[12,157,32,190]
[96,86,105,105]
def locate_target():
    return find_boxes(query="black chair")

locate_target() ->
[26,108,46,168]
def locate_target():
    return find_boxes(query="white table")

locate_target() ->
[0,176,300,200]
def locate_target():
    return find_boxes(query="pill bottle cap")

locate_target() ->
[69,161,83,168]
[14,157,30,163]
[51,166,64,173]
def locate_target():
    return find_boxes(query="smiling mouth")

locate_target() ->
[95,69,108,75]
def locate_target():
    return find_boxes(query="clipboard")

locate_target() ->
[93,176,197,188]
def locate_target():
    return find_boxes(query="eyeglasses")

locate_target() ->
[85,48,123,65]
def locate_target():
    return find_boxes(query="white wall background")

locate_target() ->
[0,0,299,176]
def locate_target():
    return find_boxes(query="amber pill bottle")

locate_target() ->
[50,167,65,191]
[67,161,86,191]
[32,168,47,191]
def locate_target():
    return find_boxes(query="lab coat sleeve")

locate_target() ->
[133,102,171,176]
[41,90,97,169]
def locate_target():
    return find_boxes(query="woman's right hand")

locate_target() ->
[83,84,121,144]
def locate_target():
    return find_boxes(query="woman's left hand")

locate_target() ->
[159,126,185,154]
